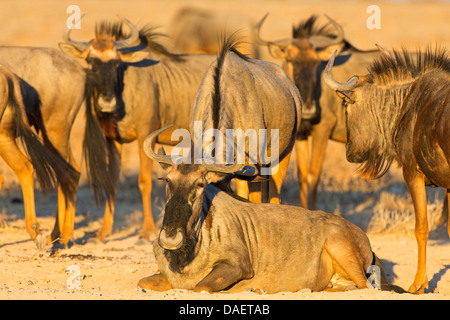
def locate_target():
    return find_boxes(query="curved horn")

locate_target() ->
[115,15,140,49]
[375,43,395,59]
[62,14,90,51]
[254,13,272,46]
[323,15,344,46]
[323,50,358,91]
[143,125,174,166]
[202,162,245,174]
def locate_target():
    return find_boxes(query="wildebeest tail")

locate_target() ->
[212,32,250,129]
[82,77,116,205]
[9,76,73,195]
[369,252,405,292]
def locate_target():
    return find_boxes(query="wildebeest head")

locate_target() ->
[323,49,405,181]
[255,14,346,119]
[59,16,149,113]
[322,50,373,163]
[143,125,253,252]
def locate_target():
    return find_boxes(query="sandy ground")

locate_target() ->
[0,0,449,300]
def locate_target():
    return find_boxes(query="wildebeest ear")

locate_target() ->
[268,43,287,59]
[336,90,356,103]
[58,43,89,59]
[156,147,172,170]
[205,171,226,184]
[118,50,149,63]
[317,43,344,61]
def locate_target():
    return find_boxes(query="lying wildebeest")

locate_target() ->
[59,16,217,242]
[189,35,302,203]
[255,14,382,209]
[0,46,84,248]
[323,47,450,294]
[169,6,260,58]
[0,65,73,246]
[137,126,384,293]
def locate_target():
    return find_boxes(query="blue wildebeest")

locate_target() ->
[324,48,450,294]
[137,126,385,293]
[189,36,302,203]
[0,65,75,247]
[255,14,382,209]
[169,6,261,58]
[0,46,85,248]
[59,16,217,243]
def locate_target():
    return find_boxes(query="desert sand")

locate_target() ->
[0,0,449,301]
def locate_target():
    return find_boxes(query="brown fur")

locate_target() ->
[0,47,85,248]
[332,46,450,294]
[190,35,302,204]
[138,161,380,293]
[0,64,79,248]
[61,18,217,242]
[255,14,382,209]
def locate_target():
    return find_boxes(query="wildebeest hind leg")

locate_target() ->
[324,241,368,289]
[0,138,40,244]
[53,151,79,247]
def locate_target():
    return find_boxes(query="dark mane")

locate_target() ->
[354,46,450,180]
[292,15,337,39]
[211,33,250,129]
[369,46,450,85]
[94,20,182,61]
[292,15,369,52]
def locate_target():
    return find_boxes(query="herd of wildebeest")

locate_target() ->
[0,7,448,295]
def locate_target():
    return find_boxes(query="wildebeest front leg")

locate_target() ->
[268,151,292,204]
[194,263,253,293]
[138,273,172,291]
[295,139,309,208]
[435,192,448,233]
[403,168,428,294]
[447,190,450,238]
[94,139,122,243]
[137,134,155,242]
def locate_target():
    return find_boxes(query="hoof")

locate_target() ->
[135,238,151,246]
[408,283,427,294]
[138,274,172,291]
[88,237,104,245]
[33,234,48,250]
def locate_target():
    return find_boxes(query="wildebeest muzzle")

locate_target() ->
[159,194,193,251]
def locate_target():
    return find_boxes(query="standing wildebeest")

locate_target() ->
[0,65,75,247]
[0,47,84,248]
[189,36,302,203]
[323,48,450,294]
[137,126,384,293]
[59,16,217,243]
[255,14,382,209]
[169,7,260,58]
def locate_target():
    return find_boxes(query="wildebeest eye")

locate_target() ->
[158,176,170,183]
[196,181,206,188]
